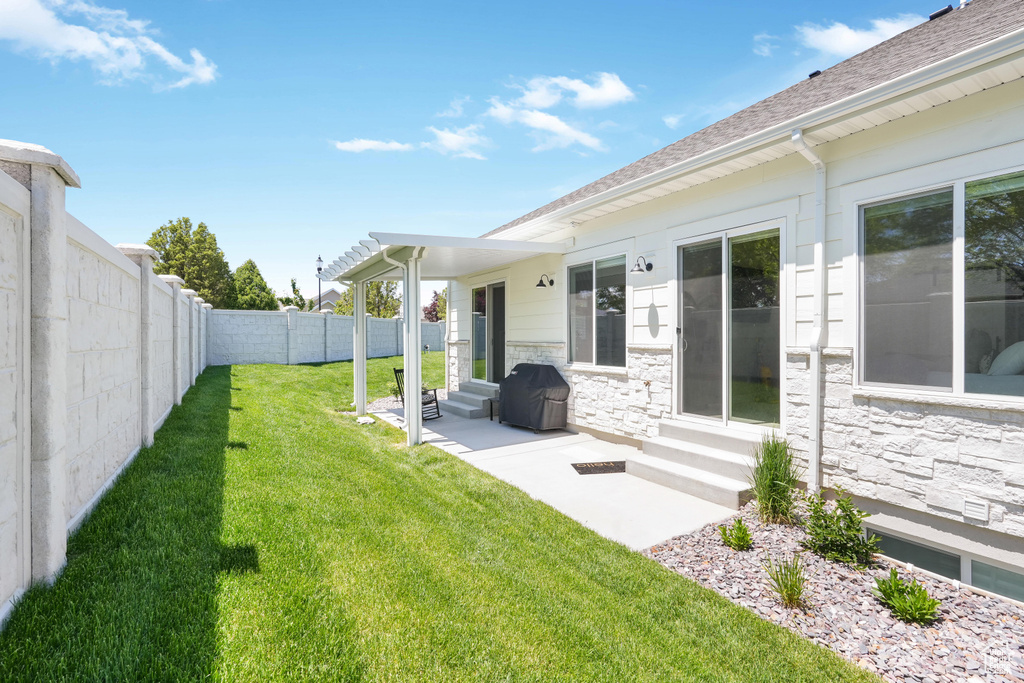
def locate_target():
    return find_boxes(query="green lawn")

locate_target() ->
[0,356,877,682]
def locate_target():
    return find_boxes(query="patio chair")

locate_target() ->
[393,368,442,421]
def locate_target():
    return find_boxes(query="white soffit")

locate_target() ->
[326,232,569,281]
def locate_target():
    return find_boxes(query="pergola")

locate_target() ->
[320,232,568,445]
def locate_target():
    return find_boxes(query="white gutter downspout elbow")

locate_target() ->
[791,129,826,494]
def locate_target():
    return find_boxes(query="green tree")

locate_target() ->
[233,260,279,311]
[277,278,314,311]
[333,282,401,318]
[147,218,236,308]
[423,287,446,322]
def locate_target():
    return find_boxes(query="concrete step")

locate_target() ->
[657,418,765,457]
[626,453,752,510]
[642,436,754,482]
[457,381,499,399]
[439,399,486,419]
[446,390,493,410]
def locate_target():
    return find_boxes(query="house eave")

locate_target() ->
[488,25,1024,241]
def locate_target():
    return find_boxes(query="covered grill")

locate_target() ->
[498,363,570,432]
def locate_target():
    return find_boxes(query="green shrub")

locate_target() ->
[872,568,941,624]
[387,381,401,399]
[762,553,807,608]
[801,489,879,568]
[749,434,801,524]
[719,518,753,551]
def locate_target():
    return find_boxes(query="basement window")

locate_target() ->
[869,529,961,581]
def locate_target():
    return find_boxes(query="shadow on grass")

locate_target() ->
[0,366,233,681]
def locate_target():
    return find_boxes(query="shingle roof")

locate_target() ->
[485,0,1024,237]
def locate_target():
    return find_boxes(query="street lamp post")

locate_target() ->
[315,255,323,311]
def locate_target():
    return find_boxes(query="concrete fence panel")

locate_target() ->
[0,167,31,625]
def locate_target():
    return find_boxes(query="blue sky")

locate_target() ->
[0,0,940,303]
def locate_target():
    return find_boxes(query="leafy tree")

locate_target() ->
[147,217,235,308]
[277,278,315,311]
[334,282,402,318]
[233,260,278,311]
[423,288,447,322]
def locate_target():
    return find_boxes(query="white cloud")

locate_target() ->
[437,95,470,118]
[423,125,488,160]
[516,72,635,109]
[753,33,779,57]
[663,114,682,130]
[332,139,415,153]
[488,98,604,152]
[797,14,924,59]
[0,0,217,88]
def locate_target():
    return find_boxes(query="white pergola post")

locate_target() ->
[403,255,423,446]
[353,280,367,415]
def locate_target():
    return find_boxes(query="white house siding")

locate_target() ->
[0,171,29,624]
[448,76,1024,556]
[64,218,142,526]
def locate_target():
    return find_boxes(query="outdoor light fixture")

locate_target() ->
[631,256,653,274]
[315,255,324,311]
[536,274,555,288]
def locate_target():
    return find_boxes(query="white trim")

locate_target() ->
[565,252,628,370]
[66,446,142,534]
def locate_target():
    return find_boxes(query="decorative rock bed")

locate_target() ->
[367,389,448,413]
[645,503,1024,683]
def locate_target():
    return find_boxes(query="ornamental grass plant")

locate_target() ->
[750,434,802,524]
[763,552,808,609]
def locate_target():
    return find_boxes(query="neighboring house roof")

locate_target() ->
[485,0,1024,238]
[310,288,343,307]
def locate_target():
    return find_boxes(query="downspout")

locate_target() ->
[791,129,826,493]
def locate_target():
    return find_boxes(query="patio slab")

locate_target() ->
[373,409,735,550]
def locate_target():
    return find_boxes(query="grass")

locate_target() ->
[0,355,877,682]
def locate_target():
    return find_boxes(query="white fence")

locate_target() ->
[207,310,445,366]
[0,141,444,628]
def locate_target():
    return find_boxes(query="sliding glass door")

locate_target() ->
[678,227,781,427]
[471,284,505,382]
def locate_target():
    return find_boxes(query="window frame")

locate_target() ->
[565,252,628,369]
[856,164,1024,401]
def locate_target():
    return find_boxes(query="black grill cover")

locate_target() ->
[498,363,570,431]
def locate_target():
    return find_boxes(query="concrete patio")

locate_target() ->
[372,408,735,550]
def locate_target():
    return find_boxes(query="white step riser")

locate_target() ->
[658,421,763,456]
[439,400,486,419]
[642,440,753,481]
[446,391,491,410]
[626,460,749,510]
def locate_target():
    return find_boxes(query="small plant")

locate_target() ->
[872,568,941,624]
[762,552,807,608]
[802,489,879,568]
[387,381,401,399]
[719,518,753,551]
[749,434,801,524]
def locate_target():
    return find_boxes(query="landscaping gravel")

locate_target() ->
[367,389,448,413]
[645,502,1024,683]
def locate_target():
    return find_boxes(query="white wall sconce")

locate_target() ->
[631,256,653,274]
[536,274,555,288]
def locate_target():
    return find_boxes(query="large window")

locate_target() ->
[568,255,626,367]
[861,170,1024,398]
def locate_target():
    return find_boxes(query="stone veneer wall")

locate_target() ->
[786,349,1024,540]
[448,340,470,391]
[565,345,673,441]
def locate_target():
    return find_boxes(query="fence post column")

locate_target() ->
[201,303,212,370]
[117,244,159,448]
[285,306,299,365]
[181,289,197,386]
[322,309,333,362]
[159,275,185,404]
[28,160,77,583]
